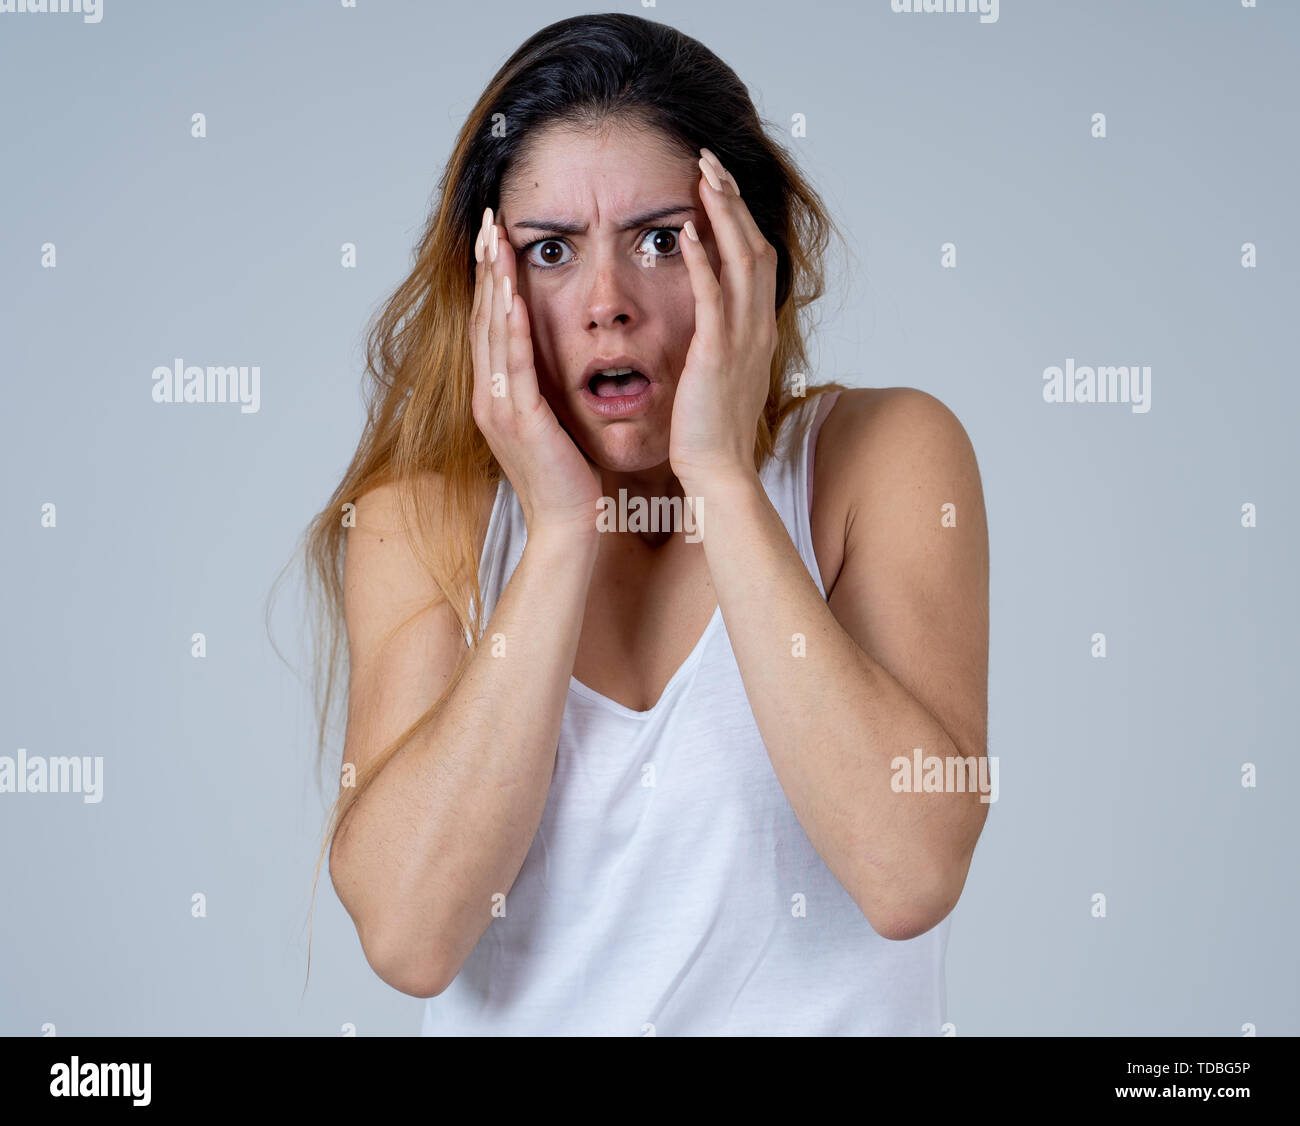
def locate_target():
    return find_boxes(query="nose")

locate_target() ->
[583,249,643,329]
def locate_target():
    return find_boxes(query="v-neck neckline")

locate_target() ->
[476,394,827,720]
[567,603,724,720]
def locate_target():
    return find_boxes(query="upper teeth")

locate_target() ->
[597,367,635,377]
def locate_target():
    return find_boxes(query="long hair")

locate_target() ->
[268,12,854,990]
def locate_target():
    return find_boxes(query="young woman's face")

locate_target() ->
[497,122,719,475]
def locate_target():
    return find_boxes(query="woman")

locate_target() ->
[298,13,990,1035]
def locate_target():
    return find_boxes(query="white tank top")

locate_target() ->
[422,391,951,1035]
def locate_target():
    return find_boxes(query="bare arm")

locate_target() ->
[329,475,598,997]
[679,389,990,941]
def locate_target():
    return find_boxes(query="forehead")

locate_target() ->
[500,122,695,217]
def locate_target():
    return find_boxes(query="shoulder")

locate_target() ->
[819,386,976,468]
[818,386,981,507]
[343,471,498,637]
[350,471,497,550]
[811,387,984,595]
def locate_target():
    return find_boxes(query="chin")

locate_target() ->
[549,389,673,473]
[583,428,670,475]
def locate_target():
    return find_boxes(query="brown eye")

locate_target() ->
[523,239,573,270]
[642,228,680,258]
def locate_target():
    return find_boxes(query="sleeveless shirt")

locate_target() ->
[420,390,951,1035]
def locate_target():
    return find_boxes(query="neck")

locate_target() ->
[596,462,689,550]
[598,462,683,505]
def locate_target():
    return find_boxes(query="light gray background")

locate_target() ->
[2,0,1295,1035]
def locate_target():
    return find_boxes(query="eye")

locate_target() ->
[635,227,683,261]
[523,238,573,270]
[520,228,684,271]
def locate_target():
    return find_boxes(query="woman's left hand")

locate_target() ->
[669,147,779,491]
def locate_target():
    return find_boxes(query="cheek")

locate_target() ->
[514,302,572,401]
[513,284,558,363]
[516,275,568,332]
[663,288,698,347]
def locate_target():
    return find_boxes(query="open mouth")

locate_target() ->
[587,370,651,398]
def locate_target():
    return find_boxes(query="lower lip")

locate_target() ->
[578,378,656,418]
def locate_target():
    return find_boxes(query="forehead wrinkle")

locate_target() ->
[509,203,698,237]
[502,137,698,234]
[505,118,689,189]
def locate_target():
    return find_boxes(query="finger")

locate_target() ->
[698,150,779,343]
[502,248,541,413]
[485,220,516,413]
[472,219,496,414]
[700,148,766,249]
[470,221,487,320]
[719,187,779,321]
[696,159,755,331]
[698,151,760,256]
[679,218,723,353]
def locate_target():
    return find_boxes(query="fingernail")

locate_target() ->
[684,219,699,243]
[698,156,722,193]
[490,224,499,262]
[503,274,513,314]
[474,229,485,262]
[702,149,737,195]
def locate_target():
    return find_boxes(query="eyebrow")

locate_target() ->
[509,205,696,236]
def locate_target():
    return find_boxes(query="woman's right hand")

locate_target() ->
[470,207,603,540]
